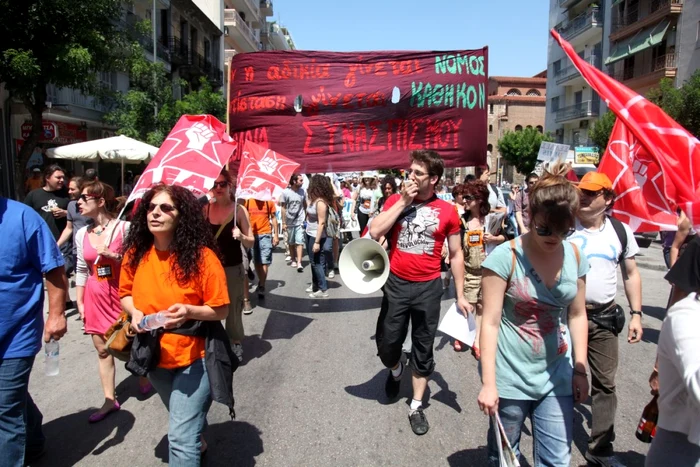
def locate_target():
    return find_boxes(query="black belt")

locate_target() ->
[586,300,615,315]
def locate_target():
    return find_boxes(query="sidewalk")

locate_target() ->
[634,241,668,272]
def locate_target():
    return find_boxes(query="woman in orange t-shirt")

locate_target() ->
[119,184,229,465]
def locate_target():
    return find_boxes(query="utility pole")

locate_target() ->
[153,0,158,119]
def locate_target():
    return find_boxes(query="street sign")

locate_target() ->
[574,146,600,165]
[537,142,570,163]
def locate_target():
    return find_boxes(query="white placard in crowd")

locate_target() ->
[537,142,570,163]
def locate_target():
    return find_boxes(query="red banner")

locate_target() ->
[235,140,300,201]
[228,49,488,172]
[552,29,700,230]
[127,115,237,203]
[21,120,87,144]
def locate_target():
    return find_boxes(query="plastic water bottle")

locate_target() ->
[45,339,59,376]
[139,311,168,331]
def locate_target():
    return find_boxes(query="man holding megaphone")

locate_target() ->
[369,150,473,436]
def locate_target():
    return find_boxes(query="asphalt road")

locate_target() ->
[29,241,671,466]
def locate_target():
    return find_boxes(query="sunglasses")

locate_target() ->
[463,195,475,201]
[213,181,230,189]
[534,224,575,238]
[580,189,604,198]
[147,202,177,214]
[79,194,100,202]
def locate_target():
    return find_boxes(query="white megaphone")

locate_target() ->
[339,237,390,294]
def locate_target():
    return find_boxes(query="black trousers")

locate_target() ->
[376,272,443,377]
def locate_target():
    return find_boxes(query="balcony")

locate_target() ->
[611,0,683,41]
[224,9,259,52]
[608,53,677,88]
[122,15,171,63]
[556,7,603,43]
[166,35,189,66]
[46,85,112,114]
[555,55,602,85]
[555,99,601,123]
[225,48,237,68]
[268,23,291,51]
[260,0,273,16]
[232,0,261,25]
[559,0,582,9]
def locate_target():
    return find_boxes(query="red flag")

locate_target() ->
[551,29,700,230]
[127,115,236,203]
[598,120,677,231]
[235,140,300,201]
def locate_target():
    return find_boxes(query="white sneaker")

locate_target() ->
[305,285,314,293]
[328,270,335,279]
[309,290,329,298]
[285,255,292,262]
[290,261,298,268]
[297,265,303,272]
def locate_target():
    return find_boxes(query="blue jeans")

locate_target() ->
[306,235,332,292]
[149,358,212,467]
[487,395,574,467]
[0,356,45,467]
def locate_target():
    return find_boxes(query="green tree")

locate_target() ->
[497,127,553,175]
[589,110,617,152]
[648,71,700,137]
[106,56,226,147]
[0,0,134,198]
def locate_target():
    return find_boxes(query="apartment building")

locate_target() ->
[4,0,225,197]
[546,0,700,147]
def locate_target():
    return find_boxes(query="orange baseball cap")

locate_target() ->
[578,171,612,191]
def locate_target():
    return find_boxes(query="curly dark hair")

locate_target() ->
[463,180,491,217]
[380,175,397,194]
[307,174,335,206]
[121,184,218,285]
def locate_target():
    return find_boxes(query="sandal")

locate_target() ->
[453,340,462,351]
[471,345,481,361]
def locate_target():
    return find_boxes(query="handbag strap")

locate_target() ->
[215,210,235,240]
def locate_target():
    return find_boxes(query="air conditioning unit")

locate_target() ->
[579,120,589,129]
[224,27,229,36]
[555,128,565,136]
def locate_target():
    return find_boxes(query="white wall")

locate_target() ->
[677,0,700,86]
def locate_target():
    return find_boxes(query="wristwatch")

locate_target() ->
[630,310,642,316]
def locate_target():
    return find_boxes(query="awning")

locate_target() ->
[604,20,670,66]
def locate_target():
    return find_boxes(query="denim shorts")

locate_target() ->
[253,234,273,265]
[287,225,305,245]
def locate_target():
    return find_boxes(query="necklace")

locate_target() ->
[94,219,112,236]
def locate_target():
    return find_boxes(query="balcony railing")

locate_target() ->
[555,99,601,123]
[239,0,261,21]
[556,7,602,41]
[612,0,683,33]
[558,0,582,9]
[46,85,112,113]
[555,55,602,84]
[608,53,678,82]
[260,0,273,16]
[224,9,257,47]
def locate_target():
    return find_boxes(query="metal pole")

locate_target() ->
[153,0,158,119]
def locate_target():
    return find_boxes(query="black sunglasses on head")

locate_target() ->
[534,224,575,238]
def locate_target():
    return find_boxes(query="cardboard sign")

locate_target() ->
[228,49,489,172]
[537,141,570,163]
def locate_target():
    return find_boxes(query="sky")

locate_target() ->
[271,0,550,78]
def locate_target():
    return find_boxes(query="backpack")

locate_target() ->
[323,201,340,238]
[607,215,629,272]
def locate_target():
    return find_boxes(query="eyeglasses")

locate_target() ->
[534,224,575,238]
[147,202,177,214]
[213,181,230,189]
[406,168,432,177]
[580,189,604,198]
[463,195,475,201]
[79,194,100,202]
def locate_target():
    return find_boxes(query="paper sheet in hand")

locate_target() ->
[492,413,521,467]
[437,303,477,347]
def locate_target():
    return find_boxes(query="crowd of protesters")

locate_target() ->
[1,152,699,467]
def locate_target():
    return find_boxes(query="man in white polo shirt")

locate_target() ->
[568,172,643,467]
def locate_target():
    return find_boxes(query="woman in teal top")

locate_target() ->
[477,162,590,467]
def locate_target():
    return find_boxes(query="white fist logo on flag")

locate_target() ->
[257,155,279,175]
[185,123,215,150]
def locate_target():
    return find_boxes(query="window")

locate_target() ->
[506,88,521,96]
[551,96,560,112]
[526,89,541,96]
[536,125,544,133]
[489,103,494,114]
[526,125,533,129]
[553,60,561,75]
[489,124,493,134]
[515,125,523,131]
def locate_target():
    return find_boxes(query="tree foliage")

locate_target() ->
[497,127,553,175]
[648,70,700,137]
[589,110,617,153]
[105,55,226,147]
[0,0,135,198]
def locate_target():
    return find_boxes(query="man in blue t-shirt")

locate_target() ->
[0,197,68,465]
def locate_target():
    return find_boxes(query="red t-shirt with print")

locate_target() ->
[383,193,460,282]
